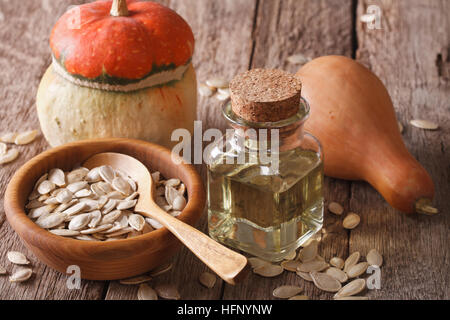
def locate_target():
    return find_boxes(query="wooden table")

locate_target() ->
[0,0,448,300]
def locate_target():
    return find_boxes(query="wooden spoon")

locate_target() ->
[84,152,249,285]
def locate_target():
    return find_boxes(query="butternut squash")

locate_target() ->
[296,55,436,214]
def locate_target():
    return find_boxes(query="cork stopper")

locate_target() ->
[229,68,302,123]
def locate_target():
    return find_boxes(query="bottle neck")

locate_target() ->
[223,98,310,152]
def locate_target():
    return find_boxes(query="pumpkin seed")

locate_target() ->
[273,285,302,299]
[150,262,173,277]
[75,235,97,241]
[334,279,366,298]
[199,84,215,97]
[62,202,86,216]
[328,202,344,215]
[128,214,145,231]
[112,176,132,195]
[289,295,309,300]
[287,54,311,65]
[120,274,152,285]
[330,257,345,269]
[48,169,66,187]
[155,283,181,300]
[253,264,284,277]
[9,268,33,282]
[66,167,89,184]
[335,296,369,300]
[297,240,319,262]
[410,119,439,130]
[80,224,113,235]
[325,267,348,283]
[137,284,158,300]
[347,262,369,278]
[49,229,80,237]
[281,260,301,272]
[68,213,92,231]
[28,204,56,219]
[199,272,216,288]
[116,199,137,210]
[37,180,56,195]
[1,132,17,143]
[297,259,329,273]
[146,217,164,229]
[106,227,133,238]
[0,142,7,155]
[310,272,342,292]
[216,92,230,101]
[360,13,376,23]
[206,78,229,89]
[248,257,270,269]
[86,167,101,183]
[296,270,313,282]
[99,165,115,184]
[26,199,45,209]
[343,213,360,229]
[56,189,73,204]
[7,251,30,265]
[344,252,360,272]
[0,265,7,275]
[74,189,92,198]
[15,130,38,145]
[36,213,66,229]
[165,179,181,189]
[67,181,88,193]
[367,249,383,267]
[151,171,160,183]
[172,195,187,211]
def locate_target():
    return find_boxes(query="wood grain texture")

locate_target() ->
[352,0,450,299]
[0,0,449,300]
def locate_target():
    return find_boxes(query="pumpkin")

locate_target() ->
[36,0,196,148]
[297,56,436,215]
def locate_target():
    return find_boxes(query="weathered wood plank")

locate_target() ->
[104,0,258,300]
[0,0,105,299]
[353,0,450,299]
[222,0,354,300]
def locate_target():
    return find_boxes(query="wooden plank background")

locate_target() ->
[0,0,448,300]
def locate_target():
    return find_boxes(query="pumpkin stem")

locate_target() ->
[415,198,439,215]
[110,0,129,17]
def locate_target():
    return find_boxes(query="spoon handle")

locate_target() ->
[139,206,250,285]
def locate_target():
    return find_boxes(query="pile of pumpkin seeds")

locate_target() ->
[1,251,33,283]
[0,130,38,165]
[198,78,230,101]
[25,165,187,241]
[328,201,361,230]
[250,237,383,300]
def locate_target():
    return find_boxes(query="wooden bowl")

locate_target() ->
[4,138,205,280]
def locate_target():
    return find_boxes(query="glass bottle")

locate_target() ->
[205,69,324,261]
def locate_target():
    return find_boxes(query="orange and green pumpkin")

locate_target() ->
[37,0,197,147]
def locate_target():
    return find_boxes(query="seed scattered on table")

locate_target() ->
[14,130,38,145]
[155,283,180,300]
[137,284,158,300]
[330,257,345,269]
[253,264,284,278]
[334,279,367,299]
[366,249,383,267]
[0,148,19,164]
[410,119,439,130]
[347,262,369,278]
[344,252,360,273]
[0,132,17,143]
[343,213,360,229]
[9,268,33,282]
[273,285,303,299]
[7,251,30,265]
[289,295,309,300]
[120,274,152,285]
[328,202,344,215]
